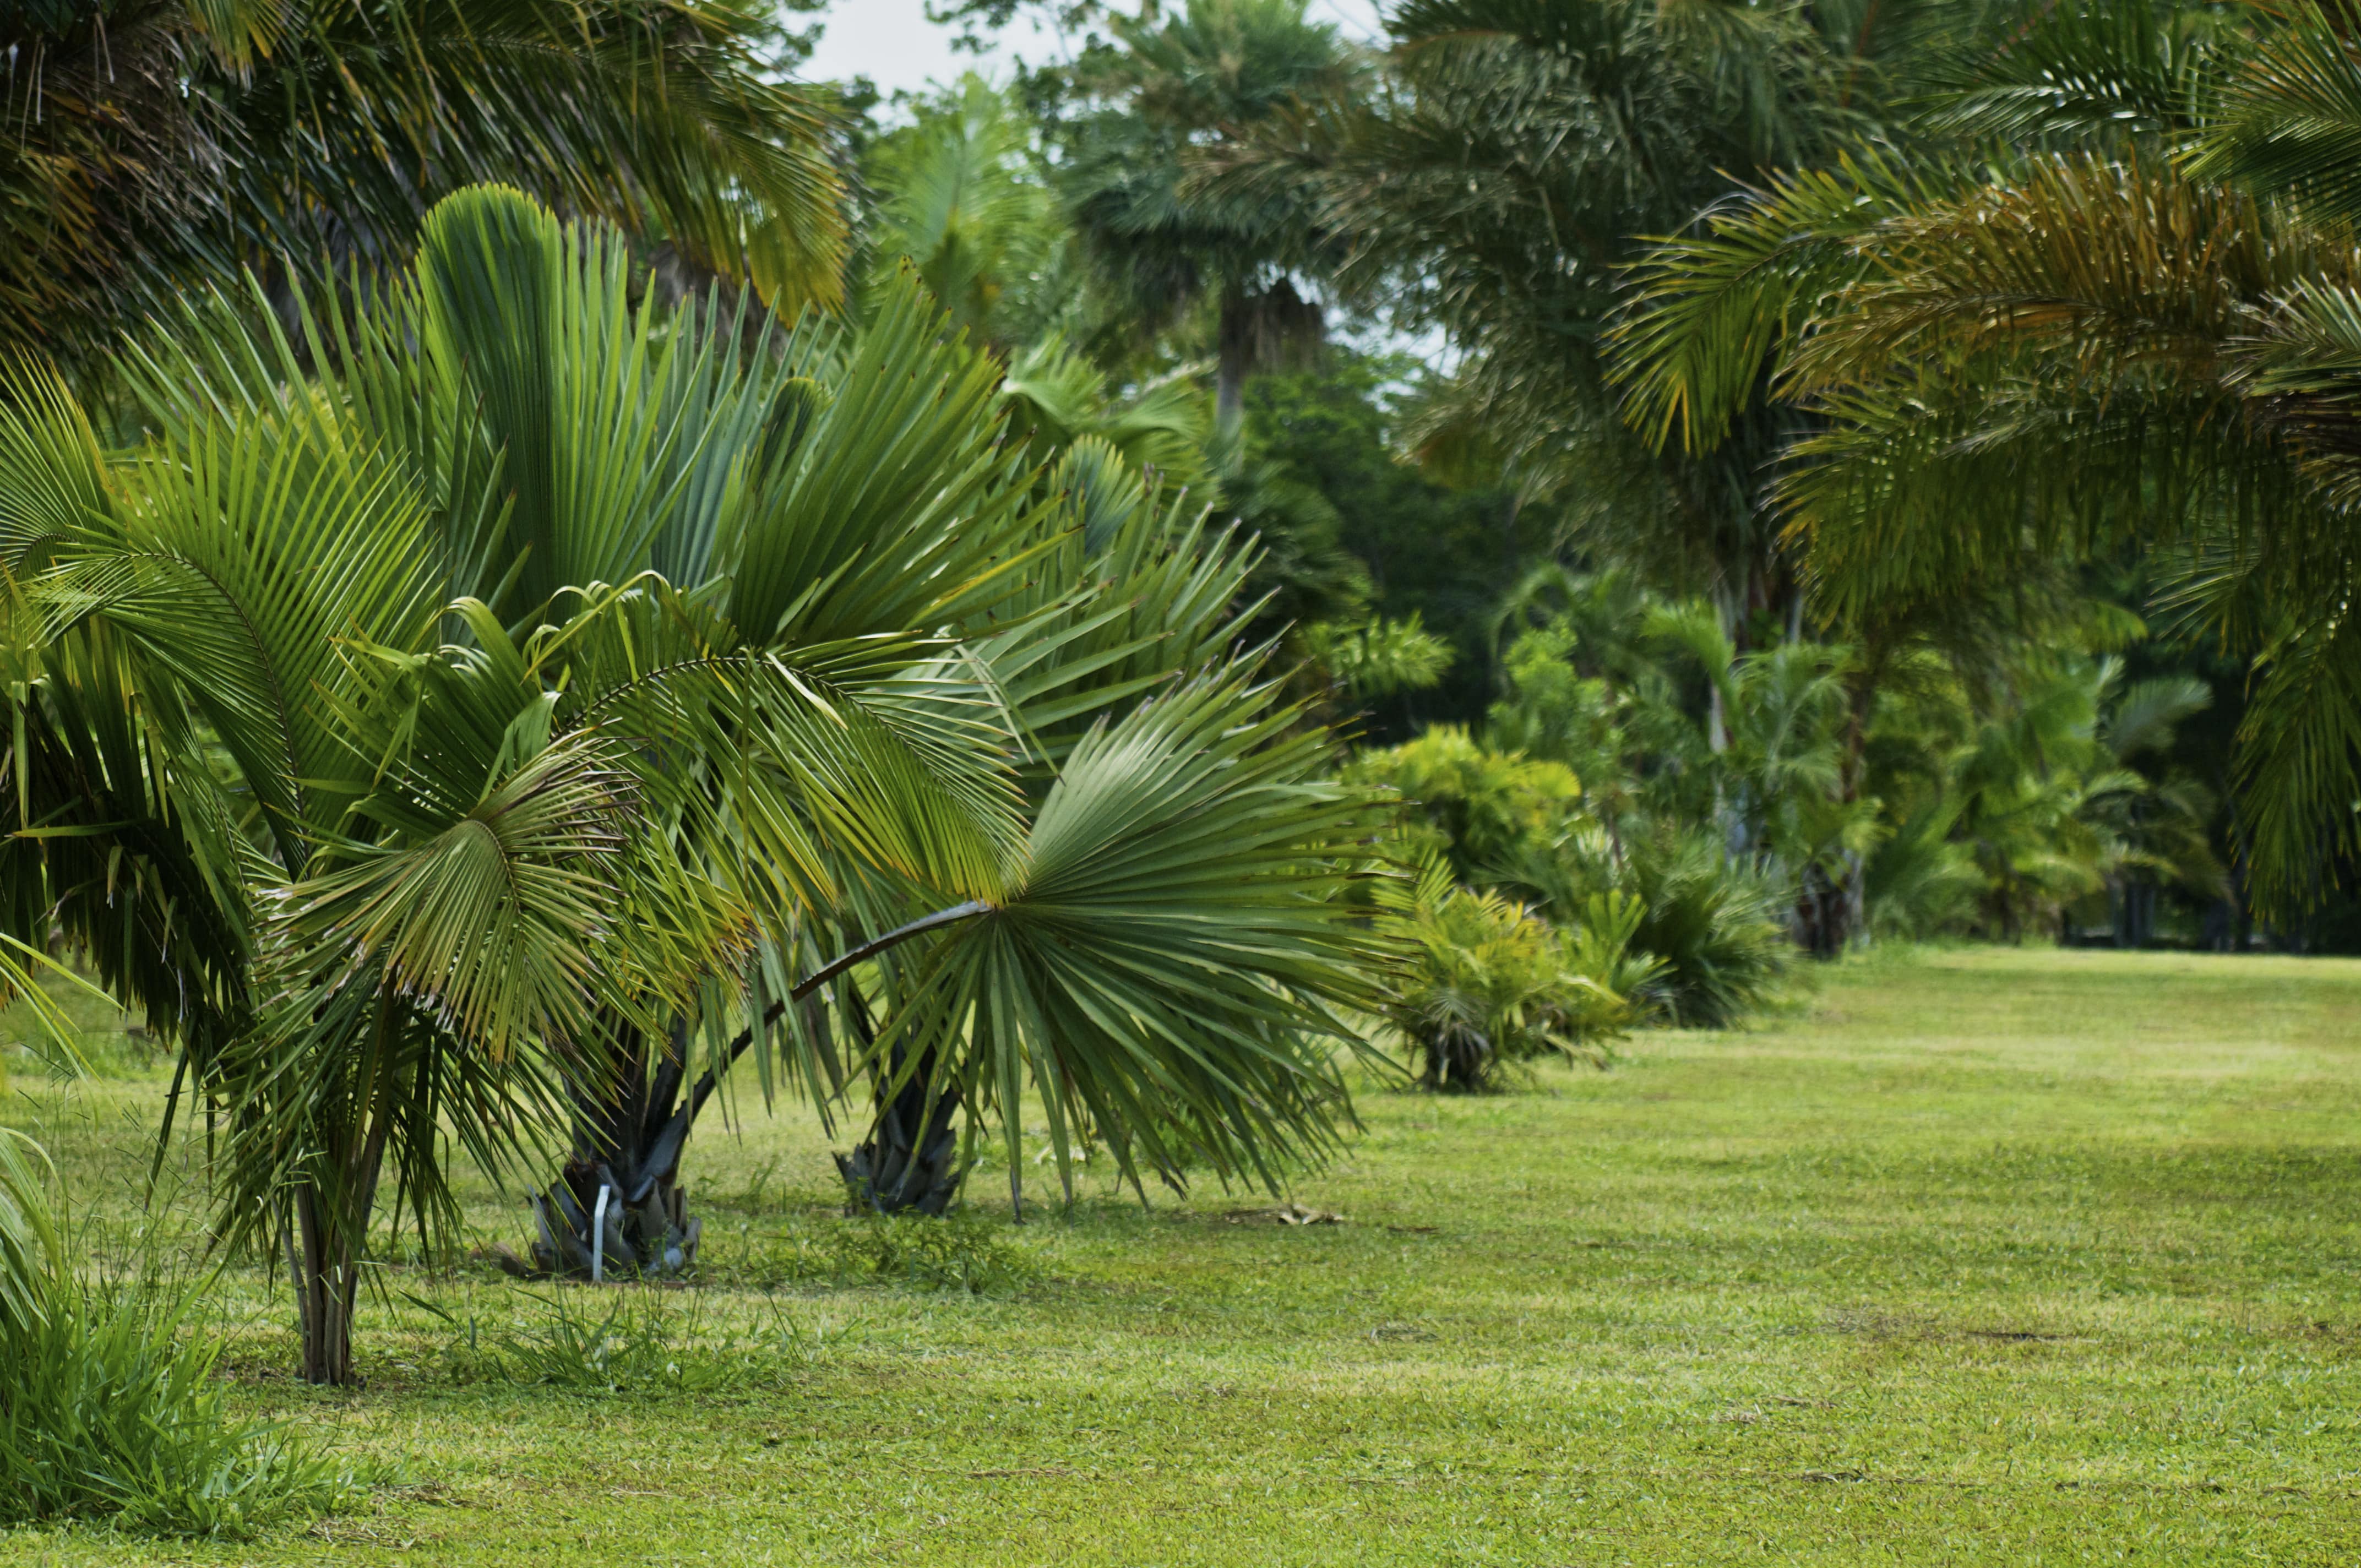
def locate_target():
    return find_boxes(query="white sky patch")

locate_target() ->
[802,0,1389,99]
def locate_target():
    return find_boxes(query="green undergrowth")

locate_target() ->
[712,1205,1045,1296]
[5,945,2361,1563]
[409,1284,819,1396]
[0,1126,372,1541]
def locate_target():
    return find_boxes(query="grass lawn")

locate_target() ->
[5,944,2360,1565]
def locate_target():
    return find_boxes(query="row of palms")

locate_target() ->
[1125,0,2360,944]
[2,184,1393,1385]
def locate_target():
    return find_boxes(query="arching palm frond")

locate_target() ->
[865,74,1065,351]
[2189,2,2361,225]
[46,413,442,870]
[852,673,1397,1207]
[257,0,849,310]
[1610,151,1978,455]
[1913,0,2240,148]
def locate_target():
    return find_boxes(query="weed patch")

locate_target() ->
[0,1132,367,1538]
[725,1207,1041,1294]
[413,1286,815,1395]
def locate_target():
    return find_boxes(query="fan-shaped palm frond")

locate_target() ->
[864,74,1068,351]
[845,673,1396,1206]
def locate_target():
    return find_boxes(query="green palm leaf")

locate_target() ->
[860,673,1399,1202]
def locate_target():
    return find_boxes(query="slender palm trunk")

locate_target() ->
[289,995,398,1386]
[290,1184,362,1386]
[1800,654,1883,957]
[1794,863,1842,960]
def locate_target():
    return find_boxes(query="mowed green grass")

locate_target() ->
[6,945,2361,1565]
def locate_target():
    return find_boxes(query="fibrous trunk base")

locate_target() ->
[836,1058,962,1215]
[527,1158,701,1281]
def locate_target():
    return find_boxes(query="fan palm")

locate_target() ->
[0,184,1394,1378]
[862,74,1071,355]
[0,0,845,375]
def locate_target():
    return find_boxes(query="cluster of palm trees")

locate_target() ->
[3,186,1394,1385]
[0,3,1411,1391]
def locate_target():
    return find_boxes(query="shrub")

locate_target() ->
[1376,857,1656,1090]
[1499,827,1791,1028]
[1617,833,1793,1027]
[0,1130,359,1537]
[1346,727,1584,877]
[1863,804,1983,938]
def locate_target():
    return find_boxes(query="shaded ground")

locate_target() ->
[4,945,2358,1564]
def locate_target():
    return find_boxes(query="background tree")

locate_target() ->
[1613,0,2361,917]
[1058,0,1354,431]
[1207,0,1880,623]
[0,0,846,374]
[858,74,1074,352]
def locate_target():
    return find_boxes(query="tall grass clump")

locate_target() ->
[0,1130,358,1537]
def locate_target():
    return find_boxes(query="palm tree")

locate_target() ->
[0,0,845,374]
[1203,0,1880,610]
[0,184,1394,1378]
[1059,0,1353,432]
[861,74,1073,355]
[1610,0,2361,907]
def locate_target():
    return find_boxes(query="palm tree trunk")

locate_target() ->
[835,1032,965,1215]
[521,902,995,1272]
[289,997,398,1387]
[291,1184,361,1386]
[527,1015,704,1280]
[1794,862,1843,960]
[1216,294,1249,435]
[1809,652,1884,957]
